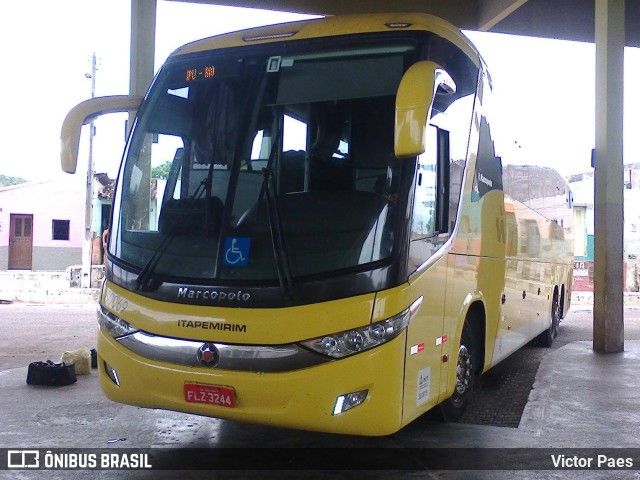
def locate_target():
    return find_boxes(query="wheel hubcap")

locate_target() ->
[451,345,472,407]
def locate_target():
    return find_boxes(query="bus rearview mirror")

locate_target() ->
[394,61,456,158]
[60,95,143,174]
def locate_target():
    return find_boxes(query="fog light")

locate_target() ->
[104,361,120,387]
[332,389,368,415]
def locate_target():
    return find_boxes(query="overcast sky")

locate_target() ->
[0,0,638,182]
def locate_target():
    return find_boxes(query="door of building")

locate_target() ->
[9,214,33,270]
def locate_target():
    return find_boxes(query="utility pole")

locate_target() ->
[82,53,97,288]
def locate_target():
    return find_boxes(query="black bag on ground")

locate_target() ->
[26,361,77,386]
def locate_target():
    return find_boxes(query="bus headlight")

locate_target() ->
[97,306,138,338]
[300,297,422,359]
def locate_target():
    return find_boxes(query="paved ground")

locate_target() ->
[0,304,98,370]
[0,303,585,425]
[2,303,640,479]
[461,306,640,427]
[1,304,639,428]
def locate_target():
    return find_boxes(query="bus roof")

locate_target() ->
[170,13,482,69]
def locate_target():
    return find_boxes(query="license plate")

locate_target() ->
[184,383,236,408]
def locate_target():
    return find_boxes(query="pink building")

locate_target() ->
[0,179,85,270]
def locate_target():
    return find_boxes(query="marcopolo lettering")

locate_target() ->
[177,319,247,333]
[177,287,251,303]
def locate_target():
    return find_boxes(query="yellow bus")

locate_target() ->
[61,13,574,436]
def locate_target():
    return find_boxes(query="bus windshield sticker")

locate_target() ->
[223,237,251,267]
[267,56,282,72]
[417,367,431,407]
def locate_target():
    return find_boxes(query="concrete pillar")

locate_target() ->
[128,0,157,231]
[130,0,157,97]
[125,0,157,229]
[593,0,625,353]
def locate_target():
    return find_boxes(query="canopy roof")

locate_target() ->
[169,0,640,47]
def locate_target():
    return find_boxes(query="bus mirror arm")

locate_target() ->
[60,95,143,174]
[394,61,456,158]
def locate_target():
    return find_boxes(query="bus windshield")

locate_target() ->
[109,38,417,285]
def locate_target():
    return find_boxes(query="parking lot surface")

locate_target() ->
[2,303,640,479]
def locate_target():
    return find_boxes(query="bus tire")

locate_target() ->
[559,285,567,319]
[537,288,560,348]
[439,321,476,422]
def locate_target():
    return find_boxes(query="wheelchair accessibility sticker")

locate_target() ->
[223,237,251,267]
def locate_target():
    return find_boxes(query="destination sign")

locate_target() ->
[185,65,215,82]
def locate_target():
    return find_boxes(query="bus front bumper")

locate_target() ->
[97,328,407,436]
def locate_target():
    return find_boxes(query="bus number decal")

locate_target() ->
[104,290,129,314]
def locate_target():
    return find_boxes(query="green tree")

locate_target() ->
[0,175,27,187]
[151,161,172,179]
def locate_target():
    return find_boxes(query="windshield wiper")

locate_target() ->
[134,179,208,291]
[262,167,296,300]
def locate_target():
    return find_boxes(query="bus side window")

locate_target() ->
[409,125,451,271]
[430,92,474,231]
[412,126,438,239]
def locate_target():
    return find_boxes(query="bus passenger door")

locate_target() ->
[403,125,451,422]
[405,259,448,421]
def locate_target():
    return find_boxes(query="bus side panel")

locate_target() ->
[400,254,448,426]
[496,257,531,363]
[530,260,553,338]
[451,187,511,372]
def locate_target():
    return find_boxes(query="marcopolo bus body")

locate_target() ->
[61,13,573,436]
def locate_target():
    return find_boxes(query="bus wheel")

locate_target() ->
[439,323,475,422]
[537,289,560,347]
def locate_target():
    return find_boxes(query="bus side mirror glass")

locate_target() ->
[394,61,456,158]
[60,95,143,173]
